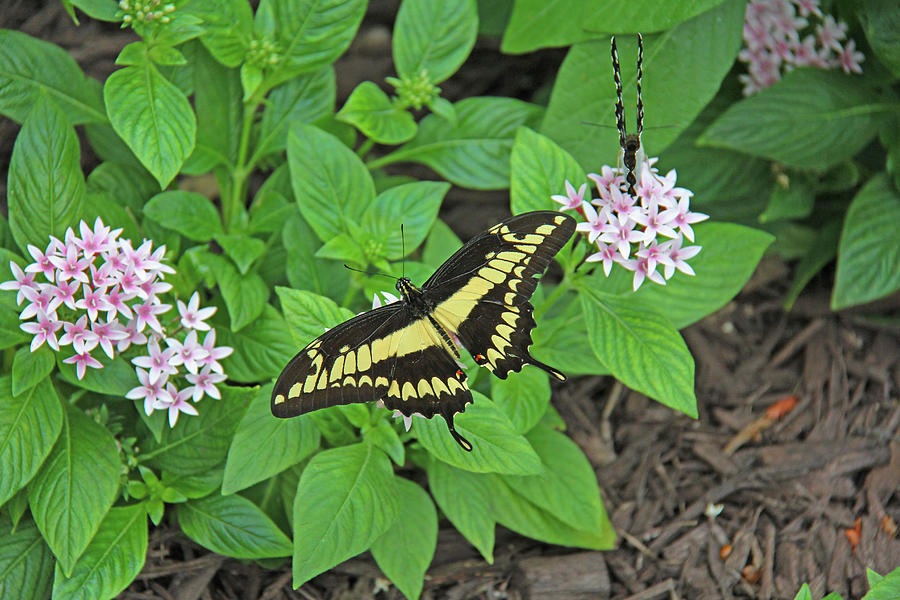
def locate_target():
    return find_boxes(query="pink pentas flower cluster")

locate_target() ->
[1,218,232,427]
[739,0,864,95]
[553,160,707,291]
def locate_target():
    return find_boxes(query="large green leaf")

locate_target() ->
[7,94,86,253]
[541,0,745,170]
[361,181,448,260]
[216,305,296,382]
[223,384,320,494]
[287,122,375,241]
[51,505,147,600]
[860,0,900,78]
[0,515,54,600]
[414,392,542,474]
[377,97,544,190]
[0,29,105,124]
[261,0,366,86]
[275,287,355,347]
[187,0,254,67]
[144,191,223,241]
[178,494,292,559]
[510,127,587,214]
[28,405,120,576]
[426,458,495,562]
[282,211,350,300]
[192,43,242,169]
[582,0,729,35]
[490,367,550,434]
[206,253,268,331]
[335,81,416,145]
[85,161,158,216]
[371,478,438,600]
[532,295,607,376]
[104,61,197,188]
[291,443,401,587]
[698,69,885,170]
[833,175,900,308]
[0,376,62,508]
[11,346,55,397]
[140,386,253,476]
[578,279,697,417]
[393,0,477,83]
[501,0,598,53]
[502,426,610,534]
[255,67,335,162]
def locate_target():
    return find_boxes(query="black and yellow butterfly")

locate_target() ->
[271,211,576,451]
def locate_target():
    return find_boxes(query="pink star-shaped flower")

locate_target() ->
[134,298,171,334]
[197,329,233,374]
[660,236,702,280]
[76,217,121,257]
[617,256,666,291]
[126,367,173,416]
[185,366,227,402]
[91,320,128,359]
[48,243,90,284]
[20,309,62,352]
[25,244,57,283]
[59,315,99,353]
[75,283,112,322]
[20,284,62,321]
[0,261,38,305]
[599,213,639,259]
[132,336,178,384]
[551,180,588,211]
[166,330,209,374]
[177,292,217,331]
[575,202,609,244]
[659,196,708,242]
[117,318,148,353]
[63,350,103,380]
[838,39,864,74]
[160,384,199,427]
[585,243,617,276]
[631,200,678,244]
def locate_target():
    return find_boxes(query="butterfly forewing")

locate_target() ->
[271,211,575,451]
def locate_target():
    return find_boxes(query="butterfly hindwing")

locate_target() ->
[424,211,575,379]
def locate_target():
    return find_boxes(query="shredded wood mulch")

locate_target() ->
[4,3,898,600]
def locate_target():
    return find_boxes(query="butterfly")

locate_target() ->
[611,33,645,195]
[271,211,576,451]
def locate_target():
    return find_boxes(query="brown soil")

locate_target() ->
[3,3,898,600]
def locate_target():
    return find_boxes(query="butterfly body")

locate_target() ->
[271,211,575,451]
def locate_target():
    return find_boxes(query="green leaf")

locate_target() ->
[698,69,884,170]
[861,0,900,77]
[364,421,405,466]
[193,43,242,169]
[532,295,607,376]
[308,408,359,447]
[11,346,55,396]
[759,177,816,223]
[216,234,267,275]
[415,392,542,474]
[510,127,586,214]
[501,0,598,54]
[361,181,448,260]
[422,219,463,270]
[371,478,438,600]
[205,253,268,331]
[188,0,254,67]
[0,515,54,600]
[487,473,615,550]
[490,368,550,434]
[56,354,137,397]
[336,81,416,144]
[621,223,774,329]
[542,0,745,170]
[7,94,86,253]
[282,210,351,299]
[223,384,320,494]
[83,192,142,242]
[0,377,62,508]
[263,0,366,86]
[291,443,401,587]
[51,504,147,600]
[275,287,355,347]
[86,162,157,216]
[104,63,197,188]
[578,279,697,417]
[426,458,495,562]
[178,494,292,559]
[0,29,105,124]
[287,122,375,240]
[144,190,223,241]
[380,97,544,190]
[867,566,900,600]
[393,0,477,84]
[582,0,728,34]
[502,426,610,534]
[141,386,253,476]
[315,232,367,265]
[792,583,812,600]
[833,174,900,309]
[28,405,120,576]
[255,67,335,162]
[217,305,296,382]
[784,219,841,310]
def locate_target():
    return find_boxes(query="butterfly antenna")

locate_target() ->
[342,264,395,282]
[636,33,644,140]
[611,36,627,151]
[400,224,406,279]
